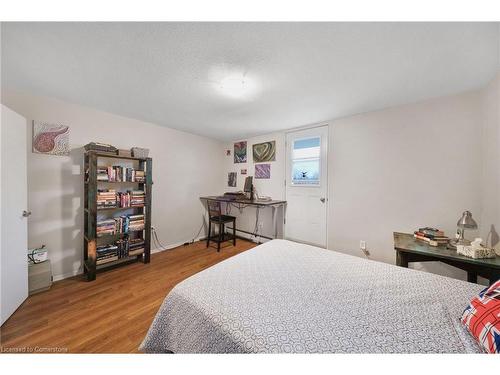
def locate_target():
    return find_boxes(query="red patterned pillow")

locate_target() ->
[461,279,500,353]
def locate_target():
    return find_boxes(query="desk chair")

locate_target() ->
[206,200,236,251]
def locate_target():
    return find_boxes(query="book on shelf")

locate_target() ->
[95,237,145,264]
[96,189,145,209]
[96,214,145,236]
[92,165,145,183]
[97,189,117,208]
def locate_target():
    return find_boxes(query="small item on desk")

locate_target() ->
[457,238,497,259]
[257,196,272,202]
[413,227,449,247]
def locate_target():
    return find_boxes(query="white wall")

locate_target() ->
[1,90,224,280]
[222,133,285,240]
[480,71,500,250]
[328,91,483,280]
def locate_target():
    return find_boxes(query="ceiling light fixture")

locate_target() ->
[212,70,259,100]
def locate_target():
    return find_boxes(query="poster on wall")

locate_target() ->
[253,140,276,163]
[234,141,247,163]
[228,172,237,187]
[255,164,271,179]
[32,121,70,156]
[240,168,247,175]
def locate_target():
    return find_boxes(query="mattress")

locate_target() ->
[140,239,483,353]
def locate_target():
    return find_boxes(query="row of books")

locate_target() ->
[118,191,145,208]
[96,189,145,209]
[96,238,145,265]
[96,214,145,237]
[97,166,145,183]
[413,227,449,247]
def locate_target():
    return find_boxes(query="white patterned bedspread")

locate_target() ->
[140,239,483,353]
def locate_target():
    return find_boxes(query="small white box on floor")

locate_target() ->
[28,260,52,295]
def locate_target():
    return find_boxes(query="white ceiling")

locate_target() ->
[1,22,499,140]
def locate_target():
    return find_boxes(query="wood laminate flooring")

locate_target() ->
[0,239,256,353]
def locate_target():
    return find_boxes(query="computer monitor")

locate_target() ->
[244,176,253,193]
[243,176,254,200]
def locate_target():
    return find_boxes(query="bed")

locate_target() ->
[140,239,483,353]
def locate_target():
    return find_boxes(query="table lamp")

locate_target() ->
[449,210,478,248]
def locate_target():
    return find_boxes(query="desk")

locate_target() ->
[200,196,287,240]
[394,232,500,285]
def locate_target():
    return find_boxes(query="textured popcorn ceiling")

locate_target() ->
[1,22,499,140]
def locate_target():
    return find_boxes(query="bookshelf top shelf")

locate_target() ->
[86,151,151,161]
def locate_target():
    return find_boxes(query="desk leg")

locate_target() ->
[272,206,278,239]
[489,272,500,286]
[467,272,478,284]
[396,251,408,268]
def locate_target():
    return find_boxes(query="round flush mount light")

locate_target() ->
[211,69,259,100]
[219,74,248,98]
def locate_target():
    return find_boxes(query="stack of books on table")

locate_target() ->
[97,189,117,208]
[96,219,118,237]
[130,190,145,207]
[128,214,145,232]
[128,238,145,256]
[96,244,119,265]
[414,227,449,247]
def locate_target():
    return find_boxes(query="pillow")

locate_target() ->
[461,279,500,354]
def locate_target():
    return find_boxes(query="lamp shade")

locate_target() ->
[457,211,478,229]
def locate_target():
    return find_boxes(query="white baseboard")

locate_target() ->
[51,237,205,282]
[53,267,84,282]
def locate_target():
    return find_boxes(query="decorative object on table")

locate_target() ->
[461,279,500,353]
[240,168,247,175]
[32,121,70,156]
[131,147,149,158]
[448,211,478,249]
[84,142,117,154]
[27,245,48,264]
[234,141,247,163]
[253,140,276,163]
[413,227,449,247]
[255,163,271,179]
[457,238,497,259]
[228,172,237,187]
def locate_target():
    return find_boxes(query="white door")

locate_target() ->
[1,105,29,325]
[285,125,328,247]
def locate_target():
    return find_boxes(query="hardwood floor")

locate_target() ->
[0,239,256,353]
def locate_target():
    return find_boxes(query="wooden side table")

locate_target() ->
[394,232,500,285]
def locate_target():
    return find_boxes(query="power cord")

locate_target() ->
[151,226,171,251]
[183,221,205,246]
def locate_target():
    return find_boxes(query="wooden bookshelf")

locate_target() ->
[83,151,152,281]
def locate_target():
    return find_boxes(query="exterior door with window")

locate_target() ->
[285,125,328,247]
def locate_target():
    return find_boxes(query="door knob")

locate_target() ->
[22,210,32,217]
[320,198,326,203]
